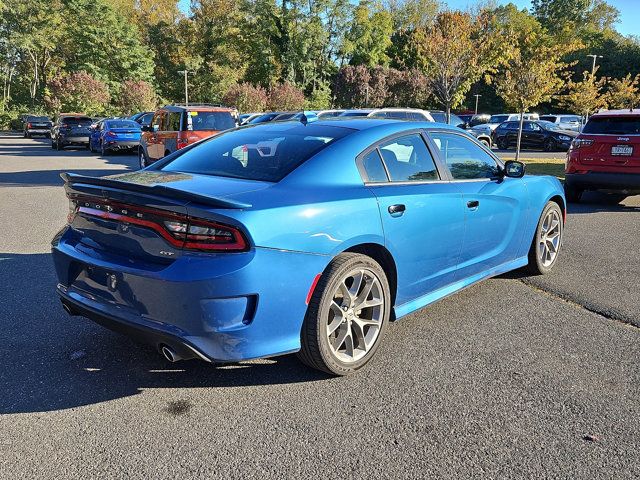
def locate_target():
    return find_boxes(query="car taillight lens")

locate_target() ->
[570,138,594,149]
[27,122,32,128]
[106,131,117,137]
[177,137,189,149]
[68,194,247,252]
[62,123,68,128]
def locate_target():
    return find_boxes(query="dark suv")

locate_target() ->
[493,120,577,151]
[23,115,52,138]
[139,104,237,168]
[51,114,93,150]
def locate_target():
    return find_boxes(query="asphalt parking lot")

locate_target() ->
[1,134,639,478]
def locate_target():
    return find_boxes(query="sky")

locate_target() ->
[176,0,637,36]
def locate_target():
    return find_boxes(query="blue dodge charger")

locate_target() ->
[52,118,565,375]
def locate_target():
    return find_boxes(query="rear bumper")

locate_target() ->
[51,229,330,362]
[27,129,50,135]
[61,136,89,144]
[104,140,139,150]
[565,172,640,191]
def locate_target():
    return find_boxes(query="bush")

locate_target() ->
[223,83,268,113]
[117,80,157,115]
[268,82,305,111]
[46,71,111,115]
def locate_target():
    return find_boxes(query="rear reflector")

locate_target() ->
[68,194,247,251]
[306,274,322,305]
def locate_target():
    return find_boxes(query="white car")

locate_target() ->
[539,114,583,132]
[473,113,540,135]
[367,108,436,122]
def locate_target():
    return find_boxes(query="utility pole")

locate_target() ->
[177,70,189,107]
[587,54,603,75]
[474,94,481,115]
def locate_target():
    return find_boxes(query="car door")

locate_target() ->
[360,132,465,306]
[427,130,529,282]
[147,112,166,161]
[526,122,545,149]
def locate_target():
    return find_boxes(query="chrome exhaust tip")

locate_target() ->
[161,345,182,363]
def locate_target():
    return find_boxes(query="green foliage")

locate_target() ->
[606,74,640,110]
[343,1,394,67]
[46,71,111,115]
[559,68,608,116]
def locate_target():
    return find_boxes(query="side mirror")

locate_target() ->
[504,160,525,178]
[140,125,150,132]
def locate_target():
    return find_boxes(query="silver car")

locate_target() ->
[539,114,583,132]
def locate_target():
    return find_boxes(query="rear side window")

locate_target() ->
[378,134,439,182]
[431,112,446,123]
[189,111,235,131]
[361,150,388,182]
[540,116,557,122]
[167,112,181,131]
[582,116,640,135]
[429,132,500,180]
[161,124,353,182]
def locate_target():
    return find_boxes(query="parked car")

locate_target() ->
[429,111,466,128]
[539,114,583,132]
[139,104,237,168]
[89,119,141,155]
[473,113,540,136]
[51,114,93,150]
[23,115,52,138]
[493,120,577,151]
[129,111,154,128]
[247,112,282,124]
[53,117,565,375]
[339,109,374,117]
[565,109,640,203]
[316,109,345,119]
[239,113,262,125]
[272,112,298,121]
[368,108,435,121]
[468,126,493,148]
[459,113,491,128]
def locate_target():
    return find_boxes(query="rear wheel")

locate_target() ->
[544,138,557,152]
[139,148,149,169]
[55,138,62,151]
[100,141,108,156]
[479,138,490,149]
[526,202,563,275]
[298,253,391,375]
[564,184,583,203]
[497,138,508,150]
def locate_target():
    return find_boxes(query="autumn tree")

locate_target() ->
[491,6,574,160]
[223,83,269,112]
[606,74,640,110]
[117,80,157,115]
[268,82,305,110]
[46,71,110,115]
[411,10,500,122]
[559,69,608,122]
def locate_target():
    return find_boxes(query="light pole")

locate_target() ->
[474,94,482,115]
[177,70,190,107]
[587,54,603,75]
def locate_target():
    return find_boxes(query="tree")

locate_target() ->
[559,68,608,120]
[46,71,110,115]
[606,74,640,110]
[268,82,305,110]
[531,0,619,35]
[223,83,268,112]
[342,1,393,67]
[384,68,430,108]
[411,11,500,122]
[117,80,157,115]
[492,7,573,160]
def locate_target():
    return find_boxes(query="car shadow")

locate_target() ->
[567,191,640,213]
[0,252,326,414]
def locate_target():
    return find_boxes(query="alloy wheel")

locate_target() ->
[326,268,384,363]
[538,209,561,267]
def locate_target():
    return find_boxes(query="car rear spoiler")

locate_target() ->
[60,172,251,209]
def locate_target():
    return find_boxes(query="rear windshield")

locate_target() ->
[160,124,353,182]
[27,116,50,122]
[583,116,640,135]
[61,116,92,125]
[188,111,236,131]
[340,111,371,117]
[105,120,140,129]
[540,116,557,122]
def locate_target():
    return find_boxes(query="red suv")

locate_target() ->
[138,104,237,168]
[565,109,640,202]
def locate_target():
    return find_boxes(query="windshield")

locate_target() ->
[249,113,279,123]
[105,120,140,129]
[583,116,640,135]
[188,111,236,131]
[489,115,509,124]
[161,123,354,182]
[538,120,562,131]
[340,111,371,117]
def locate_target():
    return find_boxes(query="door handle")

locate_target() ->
[467,200,480,209]
[388,204,406,215]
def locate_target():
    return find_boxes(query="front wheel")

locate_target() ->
[298,253,391,375]
[526,201,563,275]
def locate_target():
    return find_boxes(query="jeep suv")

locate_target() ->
[138,104,237,168]
[565,109,640,202]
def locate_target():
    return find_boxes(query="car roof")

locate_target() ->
[160,104,235,112]
[251,117,463,133]
[592,109,640,117]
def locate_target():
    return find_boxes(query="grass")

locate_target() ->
[521,158,566,181]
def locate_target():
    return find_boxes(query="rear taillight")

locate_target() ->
[62,123,68,128]
[27,122,32,128]
[68,194,247,251]
[570,138,594,150]
[177,135,189,149]
[106,131,117,137]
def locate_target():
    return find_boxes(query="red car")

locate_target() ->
[138,104,238,168]
[565,109,640,202]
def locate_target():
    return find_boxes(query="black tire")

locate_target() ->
[100,141,108,156]
[89,141,95,153]
[526,201,563,275]
[138,148,149,169]
[544,138,557,152]
[564,183,583,203]
[298,253,391,376]
[51,139,57,149]
[497,138,508,150]
[55,138,62,151]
